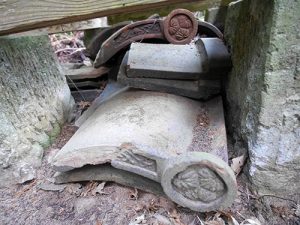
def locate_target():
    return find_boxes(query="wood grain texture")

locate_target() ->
[64,66,110,80]
[108,0,220,24]
[8,18,108,37]
[0,0,201,35]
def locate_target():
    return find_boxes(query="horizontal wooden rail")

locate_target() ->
[8,18,108,37]
[0,0,204,36]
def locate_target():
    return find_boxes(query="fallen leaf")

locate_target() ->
[205,218,225,225]
[78,101,91,110]
[227,215,239,225]
[231,155,246,175]
[148,199,160,212]
[92,182,107,195]
[195,216,205,225]
[15,180,37,198]
[240,218,261,225]
[169,209,185,225]
[129,214,146,225]
[153,213,172,225]
[129,188,138,200]
[65,183,82,196]
[218,211,239,225]
[157,197,175,212]
[213,212,222,220]
[133,203,145,212]
[81,181,97,197]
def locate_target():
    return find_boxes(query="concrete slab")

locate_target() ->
[54,164,165,196]
[75,80,129,127]
[52,90,236,212]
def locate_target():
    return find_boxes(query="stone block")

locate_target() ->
[118,51,221,100]
[127,39,231,80]
[224,0,300,196]
[205,6,228,32]
[127,42,206,80]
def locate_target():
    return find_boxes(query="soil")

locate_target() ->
[0,124,299,225]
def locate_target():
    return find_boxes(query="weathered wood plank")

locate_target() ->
[107,1,220,24]
[63,66,110,80]
[0,0,201,36]
[8,18,108,37]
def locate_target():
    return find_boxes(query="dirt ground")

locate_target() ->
[0,124,299,225]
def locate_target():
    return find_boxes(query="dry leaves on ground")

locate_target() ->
[203,212,261,225]
[50,32,86,63]
[80,181,98,197]
[91,182,107,196]
[168,209,185,225]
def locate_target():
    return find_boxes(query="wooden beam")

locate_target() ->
[108,1,219,24]
[0,0,202,36]
[8,18,108,38]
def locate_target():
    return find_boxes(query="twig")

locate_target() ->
[236,211,246,220]
[14,180,37,198]
[257,194,298,205]
[55,47,85,54]
[69,48,86,56]
[196,215,205,225]
[136,19,158,43]
[66,75,86,101]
